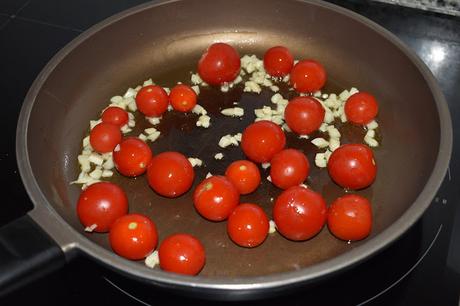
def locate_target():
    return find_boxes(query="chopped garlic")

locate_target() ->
[102,157,114,170]
[205,172,213,179]
[218,134,240,148]
[366,120,379,130]
[123,88,137,98]
[269,220,276,234]
[163,87,170,95]
[234,133,242,142]
[110,96,123,104]
[139,134,147,142]
[90,119,102,130]
[311,138,329,149]
[315,153,327,168]
[267,175,272,182]
[299,134,309,140]
[147,116,161,125]
[88,153,104,166]
[282,123,291,132]
[365,137,379,147]
[196,115,210,128]
[127,99,137,112]
[144,128,157,135]
[85,224,97,232]
[243,81,262,93]
[120,124,132,134]
[143,78,154,86]
[329,138,341,151]
[78,155,91,172]
[191,85,200,95]
[101,170,113,178]
[147,131,161,142]
[221,107,244,117]
[188,157,203,167]
[339,89,351,101]
[270,85,279,92]
[192,104,207,116]
[82,136,91,148]
[262,163,270,169]
[214,153,224,160]
[89,167,102,180]
[145,250,159,269]
[167,104,173,111]
[327,126,341,139]
[191,73,203,85]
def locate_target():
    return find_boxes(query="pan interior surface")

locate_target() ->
[23,0,442,282]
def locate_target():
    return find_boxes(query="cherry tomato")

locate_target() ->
[159,234,205,275]
[270,149,310,189]
[328,194,372,241]
[327,144,377,190]
[225,160,261,195]
[273,186,327,241]
[241,121,286,163]
[76,182,128,233]
[135,85,169,117]
[89,122,122,154]
[227,203,269,248]
[345,92,379,125]
[109,214,158,260]
[169,84,197,112]
[263,46,294,77]
[101,106,129,127]
[193,176,239,221]
[198,43,240,85]
[290,59,327,93]
[113,137,152,177]
[285,96,325,135]
[147,151,195,198]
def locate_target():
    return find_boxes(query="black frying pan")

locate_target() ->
[2,0,452,300]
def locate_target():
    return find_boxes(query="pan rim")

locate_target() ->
[16,0,452,294]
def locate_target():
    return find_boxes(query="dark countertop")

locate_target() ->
[1,0,459,305]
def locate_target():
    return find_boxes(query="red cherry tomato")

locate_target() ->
[101,106,129,127]
[273,186,327,241]
[270,149,310,189]
[169,84,197,112]
[327,144,377,190]
[285,96,325,135]
[227,203,269,248]
[113,137,152,177]
[135,85,169,117]
[263,46,294,77]
[241,121,286,163]
[290,59,327,93]
[193,176,239,221]
[345,92,379,125]
[159,234,205,275]
[76,182,128,233]
[89,122,122,153]
[109,214,158,260]
[147,151,195,198]
[328,194,372,241]
[198,43,241,85]
[225,160,261,195]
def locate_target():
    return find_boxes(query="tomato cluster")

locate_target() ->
[77,43,380,277]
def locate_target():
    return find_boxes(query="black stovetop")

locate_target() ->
[1,0,459,305]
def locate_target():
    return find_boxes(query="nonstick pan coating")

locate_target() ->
[16,0,451,298]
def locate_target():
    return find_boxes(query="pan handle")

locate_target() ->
[0,214,65,296]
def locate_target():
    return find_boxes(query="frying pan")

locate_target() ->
[3,0,451,300]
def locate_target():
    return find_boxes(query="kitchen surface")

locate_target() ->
[1,0,459,305]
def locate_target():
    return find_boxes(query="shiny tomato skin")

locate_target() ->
[270,149,310,189]
[147,152,195,198]
[109,214,158,260]
[89,122,122,153]
[113,137,153,177]
[225,160,261,195]
[327,144,377,190]
[159,234,205,275]
[227,203,269,248]
[328,194,372,241]
[76,182,128,233]
[241,120,286,163]
[290,60,327,93]
[169,84,197,112]
[273,186,327,241]
[345,92,379,125]
[197,43,241,85]
[135,85,169,117]
[284,96,325,135]
[263,46,294,77]
[193,176,239,221]
[101,106,129,127]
